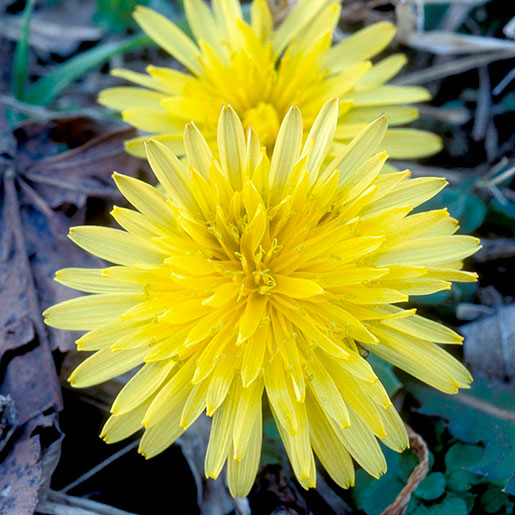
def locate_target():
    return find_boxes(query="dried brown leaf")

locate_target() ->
[462,305,515,383]
[0,110,142,512]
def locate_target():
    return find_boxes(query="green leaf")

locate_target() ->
[367,354,402,396]
[445,442,485,492]
[398,448,434,482]
[353,470,404,515]
[95,0,150,32]
[445,443,485,472]
[352,447,404,514]
[407,376,515,485]
[456,492,476,513]
[505,474,515,496]
[414,472,446,501]
[480,485,513,514]
[399,449,420,482]
[412,495,468,515]
[488,198,515,222]
[25,32,152,106]
[446,469,484,493]
[13,0,35,100]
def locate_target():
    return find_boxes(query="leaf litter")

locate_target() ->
[0,109,141,513]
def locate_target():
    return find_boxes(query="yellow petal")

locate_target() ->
[68,226,167,266]
[305,354,350,429]
[306,391,355,488]
[125,133,184,158]
[69,347,147,388]
[376,235,481,266]
[218,105,246,190]
[325,21,396,72]
[184,121,213,179]
[369,324,472,393]
[251,0,272,42]
[382,129,443,159]
[111,68,172,93]
[379,405,409,452]
[382,313,463,344]
[269,106,303,198]
[99,87,167,111]
[113,173,176,231]
[273,275,324,298]
[143,361,195,427]
[205,379,239,479]
[302,97,339,182]
[227,408,262,497]
[264,354,299,435]
[146,65,189,93]
[101,402,148,444]
[241,325,268,387]
[112,360,175,415]
[139,400,185,458]
[363,177,447,215]
[206,351,239,415]
[122,108,182,132]
[271,0,335,54]
[352,85,431,107]
[341,105,418,127]
[55,267,142,294]
[134,6,201,74]
[338,409,387,478]
[233,376,263,460]
[321,115,388,185]
[238,292,268,342]
[184,0,225,57]
[76,319,144,351]
[355,54,408,91]
[44,293,143,330]
[180,380,210,429]
[145,139,200,215]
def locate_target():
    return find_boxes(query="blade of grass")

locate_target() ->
[12,0,35,100]
[25,32,152,106]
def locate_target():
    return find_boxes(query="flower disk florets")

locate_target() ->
[44,99,480,497]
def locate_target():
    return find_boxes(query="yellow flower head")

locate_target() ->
[44,99,479,496]
[99,0,441,159]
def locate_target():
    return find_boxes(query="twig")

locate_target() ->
[381,425,429,515]
[394,50,515,86]
[60,440,139,494]
[473,66,491,142]
[23,172,121,199]
[233,496,251,515]
[474,238,515,262]
[493,68,515,95]
[0,93,107,121]
[40,490,138,515]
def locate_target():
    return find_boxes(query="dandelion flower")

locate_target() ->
[99,0,441,159]
[44,99,479,496]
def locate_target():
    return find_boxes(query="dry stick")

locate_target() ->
[394,50,515,86]
[42,490,138,515]
[60,440,139,494]
[381,425,429,515]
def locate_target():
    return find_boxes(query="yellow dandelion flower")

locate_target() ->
[44,99,479,496]
[99,0,441,159]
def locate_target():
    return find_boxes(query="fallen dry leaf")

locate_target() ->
[461,305,515,383]
[0,110,142,512]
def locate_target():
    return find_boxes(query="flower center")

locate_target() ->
[242,102,280,149]
[252,262,277,294]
